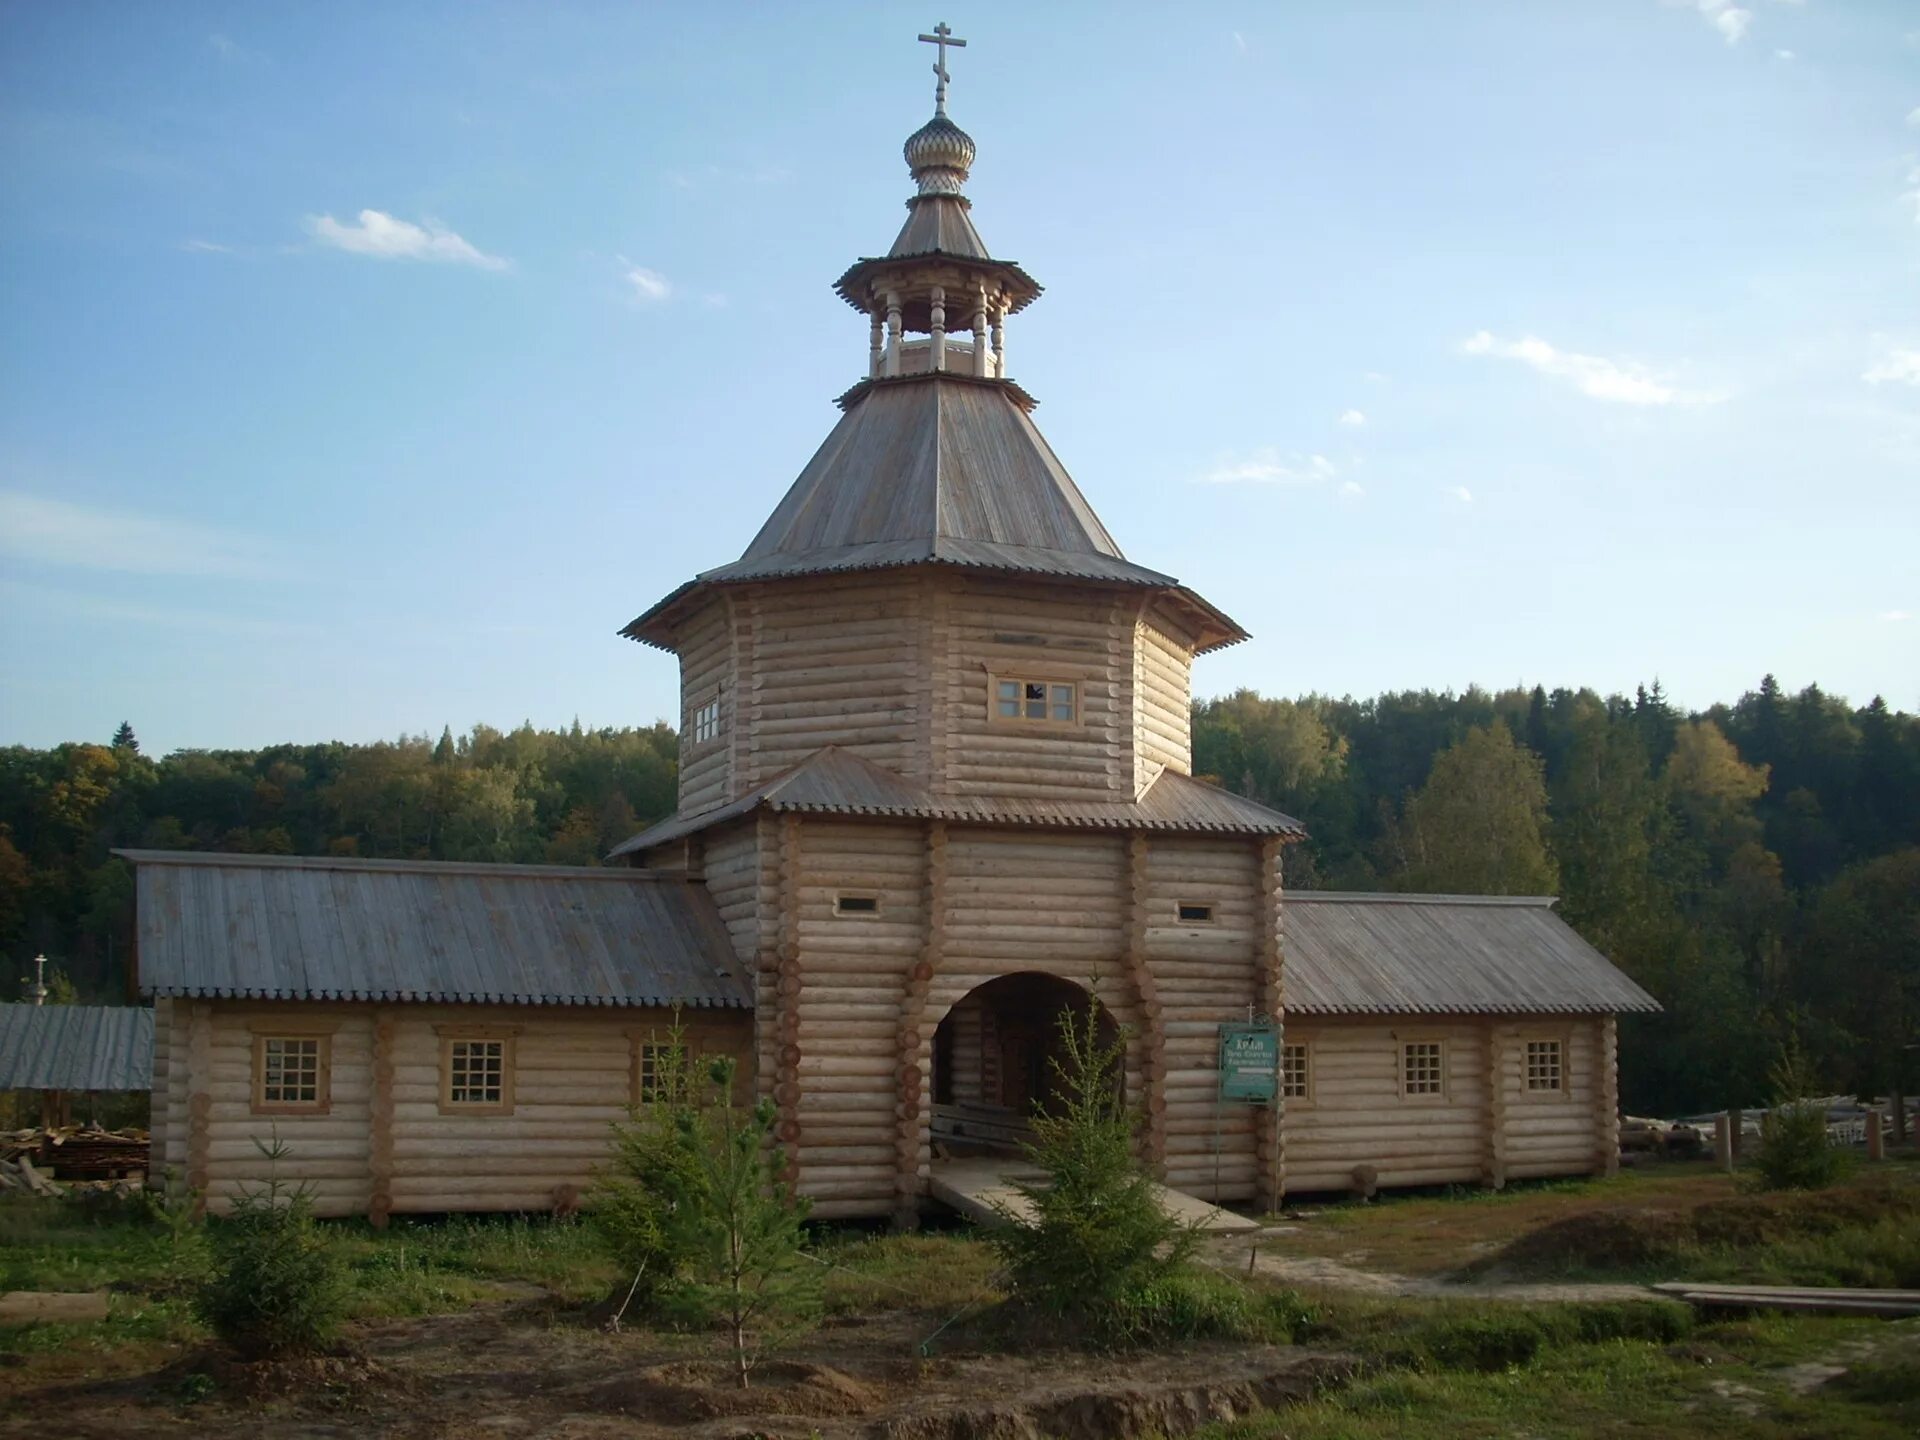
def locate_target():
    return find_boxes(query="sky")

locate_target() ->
[2,1,1916,755]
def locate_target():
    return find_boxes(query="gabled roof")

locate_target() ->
[0,1004,153,1092]
[609,747,1304,858]
[1283,892,1661,1016]
[117,850,751,1010]
[622,374,1248,652]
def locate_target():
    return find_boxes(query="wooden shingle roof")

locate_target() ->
[609,747,1304,857]
[1283,893,1661,1016]
[0,1004,153,1092]
[119,851,751,1010]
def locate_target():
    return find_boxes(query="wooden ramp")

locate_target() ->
[1653,1282,1920,1318]
[930,1158,1262,1235]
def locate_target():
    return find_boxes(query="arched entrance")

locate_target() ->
[929,972,1122,1155]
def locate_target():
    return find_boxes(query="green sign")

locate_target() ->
[1217,1024,1279,1104]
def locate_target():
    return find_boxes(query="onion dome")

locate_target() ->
[904,111,975,195]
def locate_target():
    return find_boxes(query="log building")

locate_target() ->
[125,33,1656,1221]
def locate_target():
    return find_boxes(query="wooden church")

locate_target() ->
[126,30,1657,1223]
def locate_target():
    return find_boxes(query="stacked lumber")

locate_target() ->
[0,1153,63,1197]
[1652,1282,1920,1318]
[3,1124,149,1181]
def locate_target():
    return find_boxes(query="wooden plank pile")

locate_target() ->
[2,1124,149,1183]
[1653,1282,1920,1319]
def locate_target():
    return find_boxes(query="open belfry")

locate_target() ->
[127,25,1656,1223]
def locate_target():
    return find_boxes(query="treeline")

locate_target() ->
[1193,678,1919,1117]
[3,679,1916,1116]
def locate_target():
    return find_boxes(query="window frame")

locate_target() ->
[435,1024,518,1116]
[1280,1041,1313,1104]
[248,1023,337,1116]
[834,892,882,918]
[1398,1036,1448,1101]
[629,1035,687,1106]
[988,674,1081,727]
[687,692,723,750]
[1176,901,1216,925]
[1522,1033,1569,1098]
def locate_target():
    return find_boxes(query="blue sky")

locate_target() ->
[2,1,1915,754]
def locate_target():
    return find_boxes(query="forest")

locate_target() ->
[2,677,1915,1118]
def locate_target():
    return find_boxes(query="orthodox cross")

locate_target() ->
[918,22,966,113]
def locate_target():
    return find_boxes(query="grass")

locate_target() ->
[811,1230,1005,1316]
[1185,1297,1920,1440]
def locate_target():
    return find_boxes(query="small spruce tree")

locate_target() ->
[194,1135,346,1358]
[1752,1036,1850,1191]
[990,992,1200,1335]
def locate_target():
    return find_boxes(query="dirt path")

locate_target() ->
[1204,1235,1656,1304]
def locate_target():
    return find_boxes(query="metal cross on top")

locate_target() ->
[918,21,966,113]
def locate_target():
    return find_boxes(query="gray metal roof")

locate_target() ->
[118,851,752,1010]
[1283,893,1661,1016]
[623,374,1247,652]
[889,194,992,259]
[0,1004,154,1092]
[611,747,1304,858]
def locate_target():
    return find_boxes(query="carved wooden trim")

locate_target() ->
[369,1009,395,1228]
[728,588,756,794]
[893,819,947,1224]
[1256,835,1285,1209]
[1124,832,1167,1175]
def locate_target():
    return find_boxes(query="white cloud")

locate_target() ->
[1337,480,1365,499]
[623,263,672,303]
[207,33,261,64]
[1459,330,1724,406]
[1863,348,1920,387]
[1906,107,1920,127]
[180,238,231,254]
[1195,451,1337,486]
[305,209,508,270]
[1337,409,1367,427]
[1232,31,1247,53]
[1689,1,1752,45]
[0,491,283,579]
[1774,49,1795,61]
[1880,610,1912,623]
[1905,165,1920,226]
[1447,486,1474,504]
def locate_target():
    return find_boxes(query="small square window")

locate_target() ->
[252,1034,330,1114]
[1525,1039,1563,1093]
[636,1041,685,1104]
[1281,1043,1310,1100]
[1402,1040,1444,1097]
[991,676,1078,726]
[1177,902,1214,924]
[835,894,880,916]
[442,1036,513,1112]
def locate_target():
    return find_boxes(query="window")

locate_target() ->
[993,677,1077,724]
[1525,1039,1564,1093]
[251,1033,330,1114]
[437,1028,516,1114]
[1281,1043,1311,1101]
[1402,1040,1445,1097]
[1177,902,1214,924]
[690,696,722,747]
[835,893,880,916]
[635,1041,684,1104]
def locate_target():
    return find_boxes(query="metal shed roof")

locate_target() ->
[611,747,1304,858]
[0,1004,154,1092]
[1283,893,1661,1016]
[118,851,751,1010]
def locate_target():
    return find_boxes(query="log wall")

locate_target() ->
[172,1001,753,1218]
[676,597,735,814]
[1133,611,1194,788]
[1280,1015,1610,1194]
